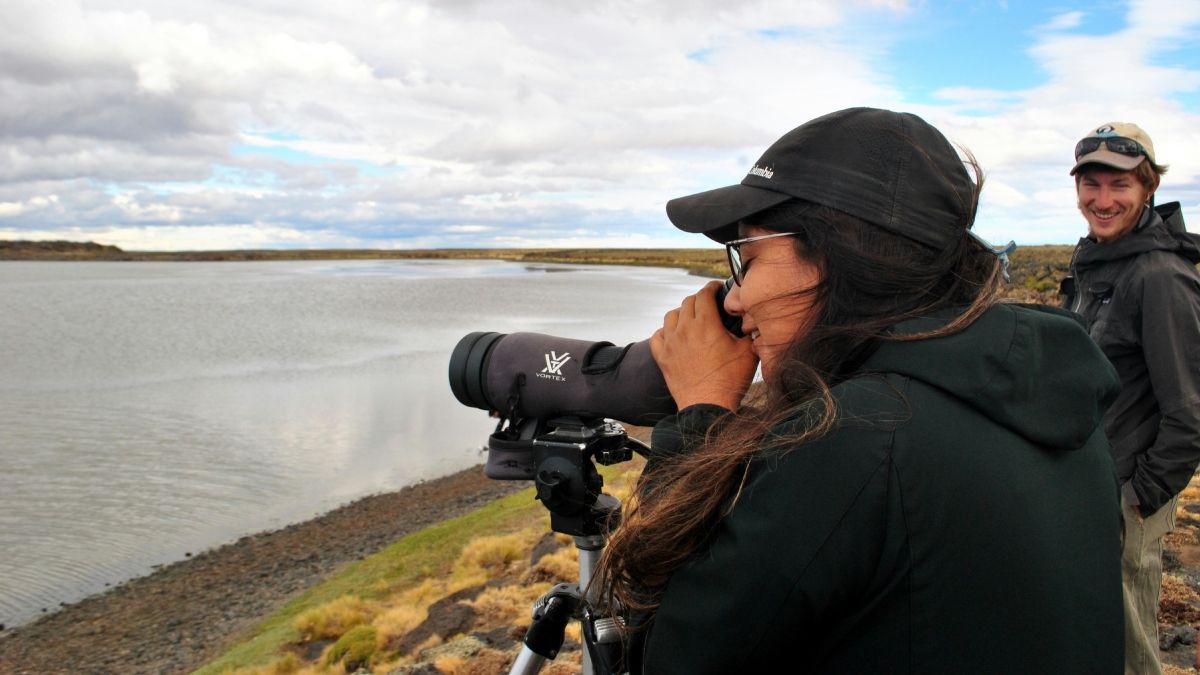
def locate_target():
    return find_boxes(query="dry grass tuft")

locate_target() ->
[432,654,468,672]
[266,653,302,674]
[294,596,376,641]
[229,651,309,675]
[540,650,585,675]
[374,633,444,671]
[468,583,552,626]
[602,462,644,503]
[1161,574,1200,625]
[1179,482,1200,503]
[391,578,444,612]
[430,648,513,674]
[465,648,521,673]
[373,603,427,644]
[529,544,579,582]
[564,618,582,643]
[455,532,533,576]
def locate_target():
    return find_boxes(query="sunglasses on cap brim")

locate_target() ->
[1074,136,1146,161]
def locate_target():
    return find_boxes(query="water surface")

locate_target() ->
[0,259,701,626]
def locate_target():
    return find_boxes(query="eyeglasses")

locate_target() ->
[1074,136,1146,161]
[725,231,800,285]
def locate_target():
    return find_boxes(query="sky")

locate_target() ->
[0,0,1198,251]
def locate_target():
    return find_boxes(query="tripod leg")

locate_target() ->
[509,647,548,675]
[509,583,581,675]
[574,534,605,675]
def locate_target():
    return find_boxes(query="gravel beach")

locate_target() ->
[0,465,526,675]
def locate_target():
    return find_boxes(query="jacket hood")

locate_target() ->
[1074,201,1199,268]
[860,304,1119,450]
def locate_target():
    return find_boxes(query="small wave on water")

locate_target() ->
[0,399,288,626]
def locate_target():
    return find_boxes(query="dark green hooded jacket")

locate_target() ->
[631,303,1123,674]
[1061,202,1200,515]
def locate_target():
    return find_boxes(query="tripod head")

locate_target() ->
[486,415,645,537]
[488,416,640,675]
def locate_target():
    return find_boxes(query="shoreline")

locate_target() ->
[3,468,1200,674]
[0,464,528,675]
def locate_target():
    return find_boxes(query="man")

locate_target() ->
[1062,122,1200,675]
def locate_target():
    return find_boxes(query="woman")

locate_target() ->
[593,108,1124,673]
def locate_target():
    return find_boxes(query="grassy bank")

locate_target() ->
[195,485,545,674]
[199,461,643,674]
[195,461,1200,675]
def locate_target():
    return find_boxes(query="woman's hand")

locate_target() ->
[650,280,759,410]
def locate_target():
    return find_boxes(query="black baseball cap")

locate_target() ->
[666,107,977,249]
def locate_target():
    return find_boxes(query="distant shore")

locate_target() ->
[0,239,1077,302]
[0,239,732,277]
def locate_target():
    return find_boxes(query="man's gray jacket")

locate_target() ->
[1062,201,1200,515]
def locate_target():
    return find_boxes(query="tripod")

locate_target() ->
[486,416,644,675]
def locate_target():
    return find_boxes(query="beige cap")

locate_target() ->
[1070,121,1156,175]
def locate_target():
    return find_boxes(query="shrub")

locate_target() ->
[295,595,375,641]
[454,533,530,576]
[468,583,549,625]
[324,624,378,671]
[265,652,301,674]
[374,604,427,645]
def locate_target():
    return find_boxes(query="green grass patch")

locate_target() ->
[324,624,378,670]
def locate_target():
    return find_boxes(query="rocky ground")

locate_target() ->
[383,472,1200,675]
[0,465,525,675]
[1161,476,1200,674]
[4,465,1200,675]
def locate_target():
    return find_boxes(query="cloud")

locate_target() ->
[1038,11,1084,32]
[444,224,493,233]
[922,0,1200,244]
[0,0,1196,250]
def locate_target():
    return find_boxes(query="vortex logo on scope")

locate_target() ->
[538,351,571,382]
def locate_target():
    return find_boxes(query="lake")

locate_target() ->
[0,259,702,627]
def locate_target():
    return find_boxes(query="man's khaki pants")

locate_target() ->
[1121,494,1179,675]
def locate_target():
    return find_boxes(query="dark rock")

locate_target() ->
[1160,625,1198,650]
[392,601,478,655]
[388,663,442,675]
[474,626,518,648]
[304,638,334,661]
[1177,516,1200,530]
[531,532,566,566]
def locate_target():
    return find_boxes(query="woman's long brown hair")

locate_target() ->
[592,170,1003,620]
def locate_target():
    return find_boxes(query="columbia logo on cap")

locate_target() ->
[748,164,774,179]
